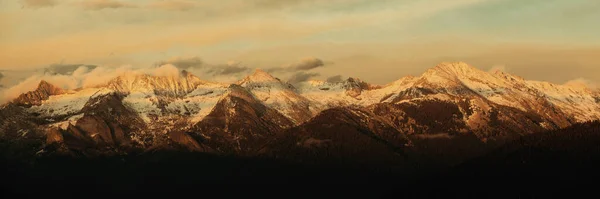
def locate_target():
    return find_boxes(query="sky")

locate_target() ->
[0,0,599,90]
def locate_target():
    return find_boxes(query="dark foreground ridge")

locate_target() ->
[2,122,600,197]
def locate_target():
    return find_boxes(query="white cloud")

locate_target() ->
[488,64,508,73]
[152,64,181,77]
[0,64,195,104]
[0,57,262,104]
[564,78,597,89]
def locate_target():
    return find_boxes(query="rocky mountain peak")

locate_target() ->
[106,71,208,97]
[492,70,525,83]
[241,69,280,84]
[344,77,379,90]
[425,62,482,78]
[13,80,65,107]
[237,69,297,92]
[38,80,65,93]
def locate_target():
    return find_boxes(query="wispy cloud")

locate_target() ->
[291,57,325,71]
[326,75,343,83]
[80,0,136,10]
[565,78,597,89]
[155,57,252,82]
[266,57,327,73]
[488,64,508,73]
[155,56,204,69]
[213,61,251,75]
[147,0,199,11]
[21,0,57,8]
[45,63,98,75]
[0,63,190,104]
[287,72,319,84]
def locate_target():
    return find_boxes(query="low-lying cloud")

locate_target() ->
[155,56,204,69]
[488,64,508,73]
[262,57,329,84]
[267,57,327,73]
[326,75,343,83]
[155,57,251,80]
[212,61,251,76]
[0,56,329,104]
[564,78,597,89]
[290,57,325,71]
[0,64,186,104]
[45,63,98,75]
[287,72,320,85]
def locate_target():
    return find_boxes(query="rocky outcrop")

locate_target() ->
[13,80,65,107]
[344,77,380,99]
[45,93,148,153]
[263,107,413,170]
[168,130,213,152]
[189,84,294,155]
[46,127,64,144]
[76,115,115,145]
[238,69,316,124]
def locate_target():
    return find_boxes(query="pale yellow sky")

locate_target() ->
[0,0,599,86]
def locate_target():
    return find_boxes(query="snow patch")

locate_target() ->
[28,88,112,117]
[49,113,84,130]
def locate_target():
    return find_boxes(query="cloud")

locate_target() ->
[81,0,136,10]
[266,57,327,73]
[290,57,325,71]
[152,64,181,77]
[45,63,98,75]
[1,72,81,104]
[488,64,508,73]
[21,0,57,8]
[155,57,204,69]
[156,57,251,78]
[564,78,597,89]
[147,0,199,11]
[213,61,251,75]
[326,75,343,83]
[287,72,319,84]
[0,64,195,104]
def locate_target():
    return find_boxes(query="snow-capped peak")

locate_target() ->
[425,62,481,78]
[237,69,297,91]
[6,60,600,137]
[237,69,282,85]
[417,62,492,87]
[106,70,212,97]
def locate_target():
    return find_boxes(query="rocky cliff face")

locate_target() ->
[189,84,294,155]
[13,80,65,107]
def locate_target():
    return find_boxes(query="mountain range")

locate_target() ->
[1,61,600,187]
